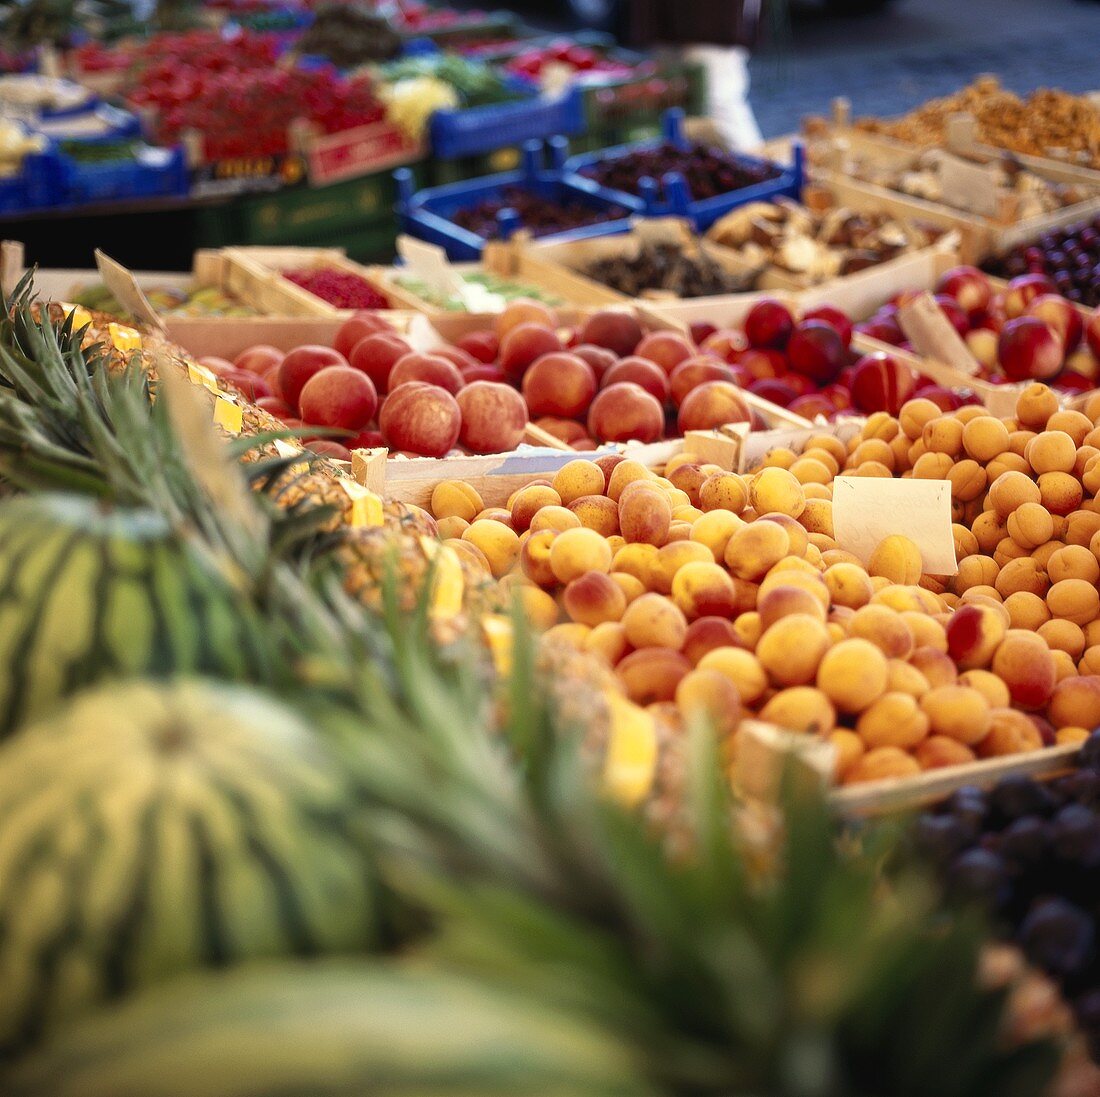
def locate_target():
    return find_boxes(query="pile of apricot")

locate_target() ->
[428,381,1100,786]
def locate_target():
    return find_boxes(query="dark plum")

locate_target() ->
[989,774,1056,823]
[947,848,1008,908]
[1079,729,1100,772]
[999,816,1051,865]
[912,813,972,863]
[1019,899,1095,977]
[1050,803,1100,867]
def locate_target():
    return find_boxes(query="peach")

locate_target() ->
[849,352,915,414]
[699,646,767,704]
[978,708,1044,758]
[1049,675,1100,729]
[914,736,977,770]
[388,352,464,396]
[379,382,461,457]
[499,324,563,381]
[725,520,790,580]
[497,299,555,338]
[621,593,688,650]
[297,365,377,431]
[677,381,751,433]
[588,383,665,444]
[945,603,1007,669]
[348,333,410,392]
[849,604,914,659]
[683,616,741,663]
[844,747,922,784]
[743,298,795,349]
[456,330,500,364]
[669,357,734,407]
[601,357,670,405]
[277,344,350,410]
[618,487,671,547]
[549,527,613,583]
[522,353,597,417]
[578,311,643,358]
[816,638,889,713]
[454,381,527,454]
[991,630,1057,709]
[756,614,831,686]
[760,687,837,734]
[563,570,628,627]
[857,691,930,750]
[635,331,694,374]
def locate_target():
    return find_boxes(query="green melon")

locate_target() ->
[0,680,377,1057]
[2,959,653,1097]
[0,494,271,736]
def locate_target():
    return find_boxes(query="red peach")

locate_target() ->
[749,378,798,406]
[690,321,717,345]
[677,381,751,432]
[299,365,378,430]
[221,368,272,402]
[522,352,598,417]
[578,311,644,357]
[307,440,352,462]
[854,312,904,346]
[379,382,461,457]
[457,381,528,453]
[462,363,508,384]
[737,348,785,381]
[936,266,994,316]
[1003,273,1057,318]
[276,345,348,409]
[334,311,391,359]
[499,323,563,380]
[743,298,794,349]
[587,382,665,443]
[1087,312,1100,358]
[634,331,695,374]
[233,344,283,376]
[700,328,750,362]
[256,395,293,418]
[934,295,970,338]
[347,428,384,449]
[497,298,555,339]
[669,357,734,407]
[536,417,590,444]
[787,319,845,382]
[913,383,964,412]
[349,333,411,391]
[789,394,837,420]
[388,352,465,394]
[572,343,618,381]
[198,355,235,377]
[456,330,499,363]
[997,317,1063,381]
[1026,294,1084,350]
[432,345,480,373]
[801,304,853,347]
[601,357,671,404]
[849,352,917,414]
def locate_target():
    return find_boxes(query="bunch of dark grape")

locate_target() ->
[912,731,1100,1057]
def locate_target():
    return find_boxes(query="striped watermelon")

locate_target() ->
[0,680,378,1057]
[2,960,653,1097]
[0,494,271,736]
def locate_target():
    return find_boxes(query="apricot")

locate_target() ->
[756,614,831,686]
[821,562,872,610]
[900,397,942,440]
[549,527,613,583]
[1081,646,1100,676]
[606,459,654,502]
[1056,727,1091,746]
[725,520,791,580]
[1026,430,1077,475]
[1048,675,1100,729]
[991,630,1057,709]
[436,515,469,541]
[868,534,923,585]
[760,687,837,735]
[676,669,742,735]
[619,488,672,546]
[887,659,931,698]
[1047,578,1100,626]
[957,669,1011,709]
[1006,502,1054,549]
[732,612,764,650]
[758,584,827,629]
[545,622,591,648]
[962,415,1010,462]
[461,519,520,578]
[621,593,688,650]
[815,638,888,713]
[844,746,921,784]
[857,692,930,750]
[612,542,659,586]
[1002,591,1050,632]
[671,561,739,620]
[699,646,767,704]
[915,736,977,770]
[748,467,806,520]
[945,602,1007,669]
[1053,650,1080,682]
[978,708,1043,758]
[849,604,914,659]
[1047,409,1093,446]
[994,557,1049,599]
[666,463,707,506]
[609,570,646,606]
[987,471,1042,519]
[431,480,484,522]
[909,647,958,689]
[913,452,954,480]
[563,571,628,627]
[698,472,748,514]
[583,621,630,666]
[1015,383,1059,430]
[829,730,866,780]
[901,611,947,653]
[616,648,691,705]
[509,485,561,532]
[516,585,560,631]
[552,460,606,505]
[918,685,991,745]
[683,617,741,664]
[529,506,582,534]
[648,541,715,595]
[562,495,615,537]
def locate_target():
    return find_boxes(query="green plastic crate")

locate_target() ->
[234,164,427,247]
[581,62,706,137]
[429,145,523,186]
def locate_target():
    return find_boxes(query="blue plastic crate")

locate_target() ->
[59,144,190,206]
[564,108,803,232]
[396,138,641,261]
[429,82,584,160]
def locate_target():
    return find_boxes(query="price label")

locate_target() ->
[186,362,220,392]
[212,396,243,435]
[340,480,383,527]
[65,305,94,331]
[95,250,166,333]
[603,693,657,808]
[108,323,142,353]
[833,476,957,575]
[396,235,468,304]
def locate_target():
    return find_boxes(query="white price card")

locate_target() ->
[833,476,958,576]
[94,250,166,333]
